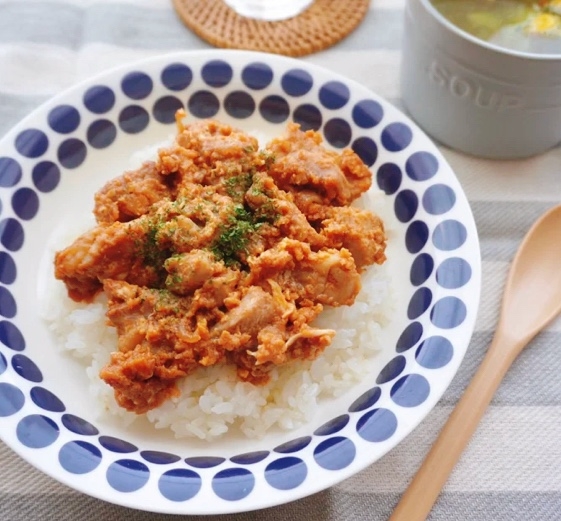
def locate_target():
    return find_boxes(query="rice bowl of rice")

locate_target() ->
[0,50,480,514]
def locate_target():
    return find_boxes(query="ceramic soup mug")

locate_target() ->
[401,0,561,159]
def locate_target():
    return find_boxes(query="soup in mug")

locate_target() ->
[431,0,561,53]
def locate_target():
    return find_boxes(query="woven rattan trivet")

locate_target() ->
[172,0,370,57]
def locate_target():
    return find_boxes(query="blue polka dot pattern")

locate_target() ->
[83,85,115,114]
[201,60,233,88]
[410,253,434,286]
[159,469,202,501]
[323,118,352,148]
[274,436,312,454]
[431,296,467,329]
[161,63,193,91]
[381,122,413,152]
[433,220,468,251]
[58,138,87,169]
[416,336,454,369]
[405,221,429,254]
[212,468,255,501]
[0,55,480,512]
[153,96,184,124]
[376,355,406,384]
[348,387,381,413]
[396,321,423,353]
[0,287,16,318]
[0,320,25,351]
[224,91,255,119]
[15,129,48,159]
[406,151,439,181]
[319,81,350,109]
[394,189,418,223]
[391,374,430,408]
[188,91,220,118]
[59,441,102,474]
[353,99,384,128]
[230,451,270,465]
[48,105,80,134]
[314,437,356,471]
[293,104,322,131]
[141,450,181,465]
[107,459,150,493]
[32,161,60,193]
[0,157,22,187]
[242,62,274,90]
[12,188,39,220]
[259,95,290,123]
[0,382,25,416]
[185,456,225,468]
[377,163,402,195]
[352,137,378,167]
[0,252,16,285]
[17,414,59,448]
[408,287,433,319]
[314,415,350,436]
[265,457,307,490]
[423,183,456,215]
[11,354,41,382]
[87,120,117,149]
[281,69,313,96]
[436,257,472,289]
[122,72,153,100]
[119,105,150,134]
[356,408,398,442]
[61,413,99,436]
[98,435,137,453]
[30,387,65,412]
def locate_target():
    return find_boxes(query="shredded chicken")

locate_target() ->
[54,112,387,414]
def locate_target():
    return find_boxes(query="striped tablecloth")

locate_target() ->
[1,1,561,520]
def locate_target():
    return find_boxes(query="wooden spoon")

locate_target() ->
[390,204,561,521]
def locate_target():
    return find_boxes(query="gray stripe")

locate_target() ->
[1,489,561,520]
[472,200,556,262]
[439,330,560,407]
[0,3,402,51]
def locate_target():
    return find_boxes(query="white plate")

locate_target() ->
[0,50,480,514]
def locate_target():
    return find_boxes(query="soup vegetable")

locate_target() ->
[431,0,561,53]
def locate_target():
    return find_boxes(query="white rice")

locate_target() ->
[40,141,396,441]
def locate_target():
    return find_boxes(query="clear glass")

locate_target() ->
[223,0,315,21]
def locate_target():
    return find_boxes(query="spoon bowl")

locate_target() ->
[390,204,561,521]
[498,204,561,349]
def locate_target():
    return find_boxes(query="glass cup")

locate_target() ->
[400,0,561,159]
[223,0,314,21]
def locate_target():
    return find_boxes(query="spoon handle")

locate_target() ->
[389,336,517,521]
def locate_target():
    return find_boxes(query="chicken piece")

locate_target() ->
[100,344,183,414]
[245,172,326,249]
[265,123,372,215]
[54,220,161,302]
[103,279,223,358]
[156,186,238,255]
[248,238,362,306]
[100,279,227,412]
[231,319,335,383]
[157,118,259,187]
[214,286,277,338]
[320,206,387,270]
[94,161,173,225]
[164,250,224,295]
